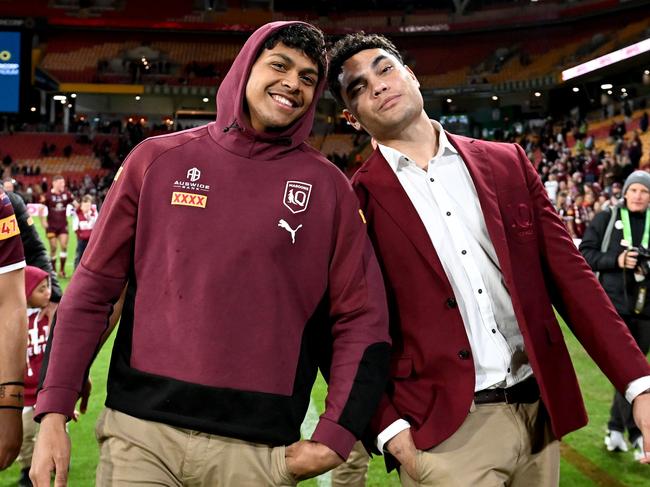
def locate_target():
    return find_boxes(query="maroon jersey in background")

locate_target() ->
[42,190,74,234]
[24,310,50,406]
[0,188,25,272]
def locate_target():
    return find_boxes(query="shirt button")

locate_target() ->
[446,297,457,308]
[507,368,511,373]
[446,211,451,216]
[458,349,471,360]
[429,177,434,182]
[461,250,467,255]
[492,329,497,333]
[478,289,483,294]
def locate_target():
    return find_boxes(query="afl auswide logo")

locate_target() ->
[283,181,312,214]
[187,167,201,182]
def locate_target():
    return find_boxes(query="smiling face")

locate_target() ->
[244,42,319,133]
[338,48,423,140]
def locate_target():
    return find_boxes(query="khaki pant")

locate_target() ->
[18,407,39,469]
[95,408,297,486]
[331,440,370,487]
[400,400,559,487]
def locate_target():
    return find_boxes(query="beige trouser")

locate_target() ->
[95,408,297,486]
[400,400,559,487]
[18,407,39,469]
[331,440,370,487]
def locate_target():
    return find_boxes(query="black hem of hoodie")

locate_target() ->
[105,279,324,446]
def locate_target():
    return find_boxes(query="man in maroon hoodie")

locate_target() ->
[0,188,28,471]
[31,22,390,486]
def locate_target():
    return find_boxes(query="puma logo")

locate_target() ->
[278,219,302,244]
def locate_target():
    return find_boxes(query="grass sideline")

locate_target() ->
[1,219,648,486]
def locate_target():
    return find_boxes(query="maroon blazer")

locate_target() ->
[352,132,650,455]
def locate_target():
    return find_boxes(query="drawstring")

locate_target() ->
[222,119,292,147]
[223,120,242,133]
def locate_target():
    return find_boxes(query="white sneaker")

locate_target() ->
[632,437,646,461]
[605,430,628,452]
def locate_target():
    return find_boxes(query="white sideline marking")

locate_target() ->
[300,397,332,487]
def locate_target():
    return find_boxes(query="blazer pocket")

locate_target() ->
[391,356,414,379]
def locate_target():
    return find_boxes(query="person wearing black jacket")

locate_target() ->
[6,190,62,304]
[580,170,650,460]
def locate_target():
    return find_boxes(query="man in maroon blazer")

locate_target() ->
[327,33,650,485]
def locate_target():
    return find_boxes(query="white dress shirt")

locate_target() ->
[375,121,650,452]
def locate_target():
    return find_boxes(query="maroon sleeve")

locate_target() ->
[310,172,391,459]
[516,143,650,390]
[0,189,25,273]
[35,145,150,420]
[351,180,403,441]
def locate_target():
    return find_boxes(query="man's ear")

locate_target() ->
[343,109,362,131]
[405,65,420,88]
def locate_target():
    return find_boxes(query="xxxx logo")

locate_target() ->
[171,192,207,208]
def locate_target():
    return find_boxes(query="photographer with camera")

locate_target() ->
[581,170,650,460]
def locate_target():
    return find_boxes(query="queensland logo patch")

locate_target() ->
[283,181,312,214]
[171,192,207,208]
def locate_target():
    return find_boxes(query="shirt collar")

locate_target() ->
[378,120,458,173]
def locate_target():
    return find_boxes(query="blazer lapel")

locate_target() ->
[447,133,516,289]
[358,150,449,282]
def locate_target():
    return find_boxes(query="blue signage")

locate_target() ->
[0,31,21,113]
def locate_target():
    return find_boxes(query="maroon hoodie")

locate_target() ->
[36,22,390,459]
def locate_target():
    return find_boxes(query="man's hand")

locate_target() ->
[284,440,342,480]
[30,413,70,486]
[41,302,58,327]
[618,250,638,269]
[386,428,418,480]
[0,409,22,470]
[633,393,650,464]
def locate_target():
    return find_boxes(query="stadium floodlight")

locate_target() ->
[621,87,627,92]
[534,92,541,97]
[600,83,613,90]
[70,93,77,98]
[446,98,452,103]
[52,95,66,101]
[491,95,498,101]
[572,87,580,92]
[562,38,650,81]
[30,107,36,112]
[202,97,209,102]
[135,95,141,101]
[607,90,613,95]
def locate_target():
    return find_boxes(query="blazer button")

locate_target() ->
[446,297,457,308]
[458,349,471,360]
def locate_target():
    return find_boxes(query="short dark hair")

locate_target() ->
[261,23,327,79]
[327,33,403,105]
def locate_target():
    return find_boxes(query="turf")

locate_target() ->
[1,219,648,485]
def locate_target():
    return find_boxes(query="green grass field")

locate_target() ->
[1,219,648,486]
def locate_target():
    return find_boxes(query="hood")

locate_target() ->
[209,21,326,160]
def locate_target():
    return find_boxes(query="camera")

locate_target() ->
[632,246,650,276]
